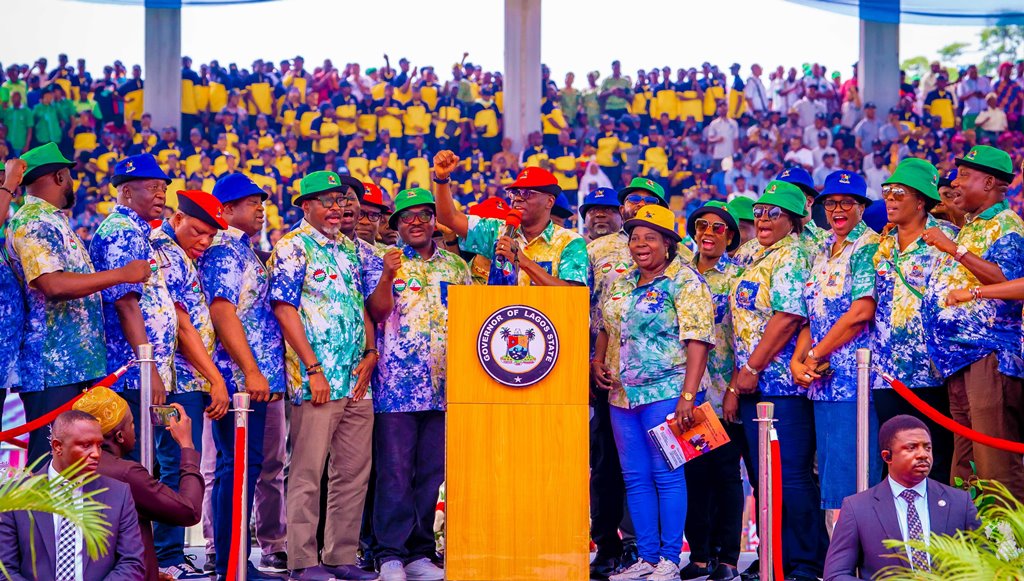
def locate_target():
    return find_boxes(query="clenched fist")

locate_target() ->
[433,151,460,181]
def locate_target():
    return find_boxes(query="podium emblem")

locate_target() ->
[477,305,559,387]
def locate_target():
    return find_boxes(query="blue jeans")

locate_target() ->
[610,398,686,565]
[153,391,208,566]
[813,400,880,510]
[212,400,267,575]
[740,395,827,578]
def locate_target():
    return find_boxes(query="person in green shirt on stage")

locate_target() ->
[600,61,632,119]
[32,87,64,148]
[1,91,34,154]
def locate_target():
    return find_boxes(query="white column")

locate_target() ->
[858,8,900,115]
[503,0,542,154]
[144,5,182,132]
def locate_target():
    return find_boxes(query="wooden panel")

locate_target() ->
[446,286,589,406]
[446,402,590,581]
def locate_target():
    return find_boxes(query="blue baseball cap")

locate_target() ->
[775,166,817,199]
[579,187,619,217]
[110,154,171,186]
[817,170,871,206]
[212,173,267,204]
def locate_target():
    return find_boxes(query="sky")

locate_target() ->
[5,0,989,81]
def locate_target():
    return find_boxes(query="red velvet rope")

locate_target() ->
[880,371,1024,454]
[0,364,131,444]
[225,424,247,580]
[770,432,783,581]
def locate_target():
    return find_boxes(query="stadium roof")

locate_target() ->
[786,0,1024,25]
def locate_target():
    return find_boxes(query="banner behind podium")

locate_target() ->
[446,286,589,581]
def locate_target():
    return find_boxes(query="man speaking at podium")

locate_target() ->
[433,150,587,286]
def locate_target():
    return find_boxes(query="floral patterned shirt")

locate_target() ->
[602,256,714,409]
[6,196,106,391]
[694,253,739,417]
[460,216,588,285]
[730,234,809,397]
[374,244,472,413]
[803,221,879,402]
[90,205,177,391]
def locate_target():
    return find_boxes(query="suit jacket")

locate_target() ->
[97,448,204,581]
[0,467,146,581]
[823,478,981,580]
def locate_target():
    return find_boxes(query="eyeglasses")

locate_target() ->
[507,189,544,201]
[626,194,661,205]
[822,199,860,212]
[313,192,357,208]
[360,210,383,223]
[882,184,911,201]
[695,218,728,235]
[752,205,784,221]
[399,209,435,224]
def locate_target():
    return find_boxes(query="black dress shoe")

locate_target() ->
[739,559,759,580]
[619,543,639,569]
[589,555,619,580]
[680,561,713,580]
[709,563,740,580]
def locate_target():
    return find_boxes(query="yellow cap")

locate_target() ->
[72,385,129,434]
[623,204,681,243]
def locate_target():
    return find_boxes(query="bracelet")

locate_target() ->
[363,348,379,357]
[590,359,605,365]
[307,367,322,377]
[306,361,323,372]
[726,387,739,395]
[432,176,450,185]
[971,287,983,300]
[0,186,13,197]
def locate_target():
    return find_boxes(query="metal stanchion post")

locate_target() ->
[137,343,155,473]
[856,348,872,493]
[756,401,775,581]
[234,391,251,581]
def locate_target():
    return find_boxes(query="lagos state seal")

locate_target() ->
[477,305,559,387]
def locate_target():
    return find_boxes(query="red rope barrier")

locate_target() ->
[225,424,246,580]
[0,364,131,444]
[770,431,783,581]
[880,371,1024,454]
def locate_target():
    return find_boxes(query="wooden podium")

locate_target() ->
[446,286,590,581]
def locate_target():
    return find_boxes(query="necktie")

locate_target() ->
[900,489,930,571]
[56,516,76,581]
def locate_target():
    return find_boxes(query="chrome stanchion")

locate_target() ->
[755,401,775,581]
[233,391,251,581]
[137,343,155,473]
[856,348,871,493]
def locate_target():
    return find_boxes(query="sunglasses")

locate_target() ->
[399,209,435,224]
[695,218,728,235]
[313,192,357,209]
[507,189,548,201]
[881,184,911,201]
[822,199,860,212]
[626,194,661,205]
[752,205,784,221]
[360,209,383,223]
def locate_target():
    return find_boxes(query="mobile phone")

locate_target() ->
[813,360,834,378]
[150,405,180,427]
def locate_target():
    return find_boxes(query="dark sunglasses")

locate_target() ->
[695,218,728,235]
[399,209,435,224]
[625,193,661,205]
[752,205,784,221]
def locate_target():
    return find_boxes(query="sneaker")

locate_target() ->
[646,558,680,581]
[403,557,443,581]
[203,553,216,574]
[159,558,208,579]
[608,559,656,581]
[259,551,289,573]
[379,560,407,581]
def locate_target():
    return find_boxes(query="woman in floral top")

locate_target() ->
[593,204,713,581]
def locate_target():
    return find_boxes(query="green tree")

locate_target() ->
[938,42,970,66]
[978,25,1024,76]
[901,56,930,79]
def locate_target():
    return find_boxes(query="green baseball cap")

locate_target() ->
[726,196,755,222]
[955,145,1015,183]
[883,158,940,201]
[686,201,741,252]
[21,142,74,185]
[618,177,668,206]
[293,171,365,205]
[389,188,435,230]
[756,181,808,217]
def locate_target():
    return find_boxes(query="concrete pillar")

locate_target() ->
[858,2,900,115]
[503,0,542,154]
[144,4,182,132]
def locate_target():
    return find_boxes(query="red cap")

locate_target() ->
[507,166,561,196]
[468,197,511,219]
[362,182,389,211]
[177,190,228,230]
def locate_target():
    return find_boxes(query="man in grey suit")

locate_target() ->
[824,415,981,580]
[0,410,146,580]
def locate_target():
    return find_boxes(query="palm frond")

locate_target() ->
[0,458,112,561]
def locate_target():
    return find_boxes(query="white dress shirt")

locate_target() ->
[887,476,931,567]
[49,464,84,581]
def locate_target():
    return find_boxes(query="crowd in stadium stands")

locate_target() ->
[2,54,1023,246]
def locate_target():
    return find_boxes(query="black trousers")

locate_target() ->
[20,381,94,465]
[684,421,747,566]
[873,387,953,486]
[590,393,635,558]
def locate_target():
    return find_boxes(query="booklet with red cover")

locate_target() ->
[647,402,731,470]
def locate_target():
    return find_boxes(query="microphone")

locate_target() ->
[503,209,523,239]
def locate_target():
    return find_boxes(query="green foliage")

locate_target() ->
[901,56,930,79]
[938,42,970,65]
[977,25,1024,77]
[876,481,1024,581]
[0,459,112,580]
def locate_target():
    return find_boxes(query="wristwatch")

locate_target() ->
[742,362,759,376]
[807,348,818,361]
[682,392,695,402]
[954,244,969,262]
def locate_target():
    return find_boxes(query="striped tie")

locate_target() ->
[56,516,76,581]
[900,489,930,571]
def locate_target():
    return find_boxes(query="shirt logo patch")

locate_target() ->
[148,258,158,272]
[600,262,613,274]
[190,280,201,293]
[735,280,760,311]
[611,290,626,301]
[876,260,891,277]
[393,278,407,292]
[408,278,423,292]
[312,268,328,283]
[614,262,630,274]
[639,288,669,313]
